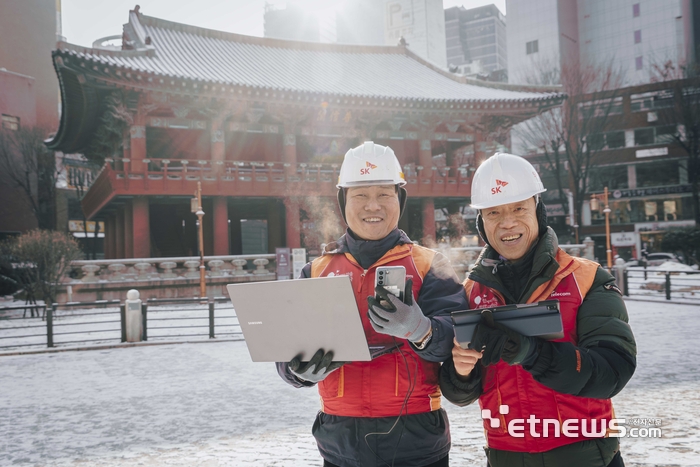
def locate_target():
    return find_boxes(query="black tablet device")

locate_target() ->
[452,300,563,349]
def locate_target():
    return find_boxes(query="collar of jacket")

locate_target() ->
[321,228,413,269]
[468,227,562,302]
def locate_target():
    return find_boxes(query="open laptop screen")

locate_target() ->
[227,275,373,362]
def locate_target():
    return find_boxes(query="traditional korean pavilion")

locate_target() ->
[47,7,564,259]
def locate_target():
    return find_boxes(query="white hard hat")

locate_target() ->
[470,152,546,209]
[336,141,406,188]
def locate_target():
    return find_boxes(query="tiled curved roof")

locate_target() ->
[55,11,564,104]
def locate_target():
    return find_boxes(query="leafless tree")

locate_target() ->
[514,58,627,227]
[69,162,101,259]
[0,126,62,229]
[650,60,700,225]
[1,230,83,316]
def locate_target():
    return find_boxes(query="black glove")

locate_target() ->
[288,349,344,383]
[470,310,538,366]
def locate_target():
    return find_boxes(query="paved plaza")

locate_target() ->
[1,300,699,466]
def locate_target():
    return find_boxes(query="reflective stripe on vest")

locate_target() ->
[311,243,442,418]
[468,249,615,452]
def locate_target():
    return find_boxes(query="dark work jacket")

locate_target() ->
[439,228,637,467]
[276,228,468,467]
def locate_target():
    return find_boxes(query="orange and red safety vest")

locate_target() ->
[311,243,442,418]
[466,250,615,452]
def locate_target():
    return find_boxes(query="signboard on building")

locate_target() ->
[292,248,307,280]
[634,219,696,232]
[610,185,693,199]
[276,248,291,280]
[385,1,415,41]
[635,147,668,158]
[68,220,105,233]
[611,232,637,247]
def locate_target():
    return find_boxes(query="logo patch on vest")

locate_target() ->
[327,270,354,281]
[474,293,502,308]
[551,291,572,297]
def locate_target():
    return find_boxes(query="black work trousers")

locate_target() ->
[323,454,449,467]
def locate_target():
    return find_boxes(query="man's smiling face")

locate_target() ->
[344,185,400,241]
[482,197,539,261]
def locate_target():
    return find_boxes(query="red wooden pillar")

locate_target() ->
[102,217,109,259]
[283,133,297,176]
[132,196,150,258]
[422,198,436,245]
[284,197,301,248]
[213,196,229,255]
[129,119,146,174]
[419,139,433,169]
[474,130,489,165]
[115,207,125,259]
[124,200,134,258]
[104,216,113,259]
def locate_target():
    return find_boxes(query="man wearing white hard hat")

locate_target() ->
[276,142,467,467]
[439,152,637,467]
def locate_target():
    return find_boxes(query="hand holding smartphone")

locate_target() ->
[375,266,407,303]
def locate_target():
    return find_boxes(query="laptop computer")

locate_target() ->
[227,275,398,363]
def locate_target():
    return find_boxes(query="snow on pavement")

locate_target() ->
[1,300,699,467]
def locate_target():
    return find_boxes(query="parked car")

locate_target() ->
[644,253,681,267]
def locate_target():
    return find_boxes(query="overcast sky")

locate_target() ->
[61,0,506,47]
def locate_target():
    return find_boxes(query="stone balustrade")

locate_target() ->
[67,254,277,283]
[59,254,278,303]
[59,240,595,303]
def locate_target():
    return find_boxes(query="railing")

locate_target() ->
[143,298,238,342]
[67,254,276,283]
[83,157,476,218]
[623,266,700,303]
[0,297,241,351]
[108,157,472,184]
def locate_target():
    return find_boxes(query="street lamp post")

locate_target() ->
[193,182,206,298]
[590,186,612,269]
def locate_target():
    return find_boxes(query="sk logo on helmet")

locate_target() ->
[360,161,377,175]
[491,179,509,194]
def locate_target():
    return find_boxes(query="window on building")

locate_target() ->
[655,125,678,143]
[636,160,680,187]
[526,40,538,55]
[634,30,642,43]
[579,97,624,119]
[632,125,677,145]
[1,114,19,131]
[607,131,626,149]
[634,128,655,145]
[633,3,640,17]
[631,90,675,111]
[587,130,626,151]
[587,165,629,192]
[635,56,643,70]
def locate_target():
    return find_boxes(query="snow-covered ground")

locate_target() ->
[1,300,699,467]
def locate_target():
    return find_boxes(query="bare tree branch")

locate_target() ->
[0,126,62,229]
[513,58,627,227]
